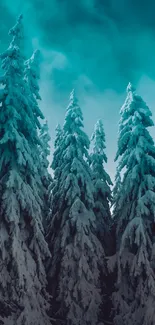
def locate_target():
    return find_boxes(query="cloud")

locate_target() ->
[3,0,155,93]
[3,0,155,92]
[12,0,154,95]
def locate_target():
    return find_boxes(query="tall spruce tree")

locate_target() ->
[47,90,106,325]
[0,15,51,325]
[90,119,113,324]
[113,83,155,325]
[90,119,112,252]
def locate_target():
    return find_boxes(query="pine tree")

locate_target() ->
[90,119,114,324]
[90,119,112,252]
[0,15,51,325]
[47,90,105,325]
[113,83,155,325]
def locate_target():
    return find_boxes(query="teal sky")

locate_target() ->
[1,0,155,180]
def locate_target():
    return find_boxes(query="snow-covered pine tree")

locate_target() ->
[113,83,155,325]
[0,14,51,325]
[90,119,112,253]
[90,119,113,324]
[47,90,106,325]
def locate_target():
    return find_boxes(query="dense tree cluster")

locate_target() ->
[0,15,154,325]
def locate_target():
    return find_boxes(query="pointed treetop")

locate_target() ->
[25,49,41,76]
[41,120,48,132]
[64,89,84,134]
[91,119,113,187]
[32,49,41,62]
[95,119,105,136]
[69,88,78,106]
[97,118,103,126]
[55,123,62,134]
[9,13,24,47]
[91,119,106,152]
[18,13,23,21]
[70,88,75,100]
[120,82,136,116]
[127,82,136,93]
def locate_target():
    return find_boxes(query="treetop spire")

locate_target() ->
[8,13,24,48]
[127,82,136,93]
[69,88,78,105]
